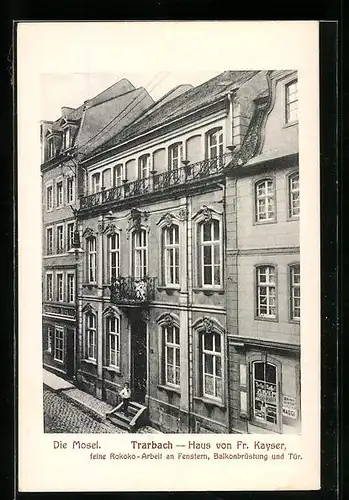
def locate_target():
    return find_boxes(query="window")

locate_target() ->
[108,233,120,282]
[200,219,221,287]
[62,128,71,150]
[91,172,101,194]
[252,361,278,425]
[114,164,123,187]
[285,80,298,124]
[56,180,63,207]
[86,313,97,361]
[164,225,180,286]
[56,225,64,254]
[46,185,53,211]
[139,155,150,179]
[67,177,75,204]
[133,229,147,278]
[54,327,64,362]
[255,179,275,222]
[164,325,180,386]
[168,143,183,171]
[47,325,53,353]
[67,273,75,303]
[48,138,55,159]
[46,227,53,255]
[207,129,223,159]
[256,266,276,319]
[202,331,222,400]
[56,273,64,302]
[106,316,120,368]
[290,264,300,320]
[46,273,53,301]
[87,237,97,283]
[67,222,75,250]
[289,172,300,218]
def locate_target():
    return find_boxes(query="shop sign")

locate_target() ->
[282,395,297,419]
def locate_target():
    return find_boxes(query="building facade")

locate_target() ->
[41,70,300,434]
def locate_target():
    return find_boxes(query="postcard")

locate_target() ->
[17,20,320,492]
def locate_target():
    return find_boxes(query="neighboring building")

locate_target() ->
[41,79,155,380]
[76,70,276,434]
[225,70,300,434]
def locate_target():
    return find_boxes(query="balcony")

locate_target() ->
[80,152,232,211]
[42,303,76,319]
[110,276,156,306]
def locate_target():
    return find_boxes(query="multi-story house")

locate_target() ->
[41,79,154,380]
[75,70,274,433]
[225,70,300,434]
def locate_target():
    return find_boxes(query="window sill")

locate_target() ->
[288,318,300,324]
[192,288,224,296]
[82,283,98,288]
[193,396,226,410]
[255,316,278,323]
[157,286,181,295]
[53,358,64,364]
[287,215,300,222]
[254,219,277,226]
[283,120,298,129]
[158,384,181,395]
[82,359,97,366]
[103,366,121,375]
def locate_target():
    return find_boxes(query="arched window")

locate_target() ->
[163,224,180,286]
[168,143,183,171]
[255,179,275,222]
[87,237,97,283]
[202,330,222,400]
[288,172,300,218]
[256,265,276,318]
[108,233,120,282]
[200,219,221,287]
[106,315,120,369]
[252,361,278,425]
[138,154,150,179]
[132,229,147,278]
[207,128,223,159]
[85,312,97,361]
[289,264,300,320]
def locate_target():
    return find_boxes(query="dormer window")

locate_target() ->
[48,137,55,159]
[62,128,71,150]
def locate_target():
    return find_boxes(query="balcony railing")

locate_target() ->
[110,276,156,306]
[80,152,232,210]
[42,303,76,318]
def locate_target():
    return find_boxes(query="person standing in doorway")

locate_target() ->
[119,382,131,416]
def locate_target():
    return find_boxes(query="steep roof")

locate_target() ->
[89,71,258,157]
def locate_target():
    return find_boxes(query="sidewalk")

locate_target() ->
[43,369,161,433]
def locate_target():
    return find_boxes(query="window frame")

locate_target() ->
[132,228,148,279]
[56,272,64,302]
[251,360,280,430]
[200,218,222,289]
[255,178,276,223]
[106,315,121,369]
[163,224,180,287]
[48,137,55,159]
[67,272,75,304]
[91,172,101,194]
[201,330,223,401]
[46,272,53,301]
[46,183,53,211]
[47,325,53,353]
[164,325,180,388]
[56,179,64,208]
[86,313,97,362]
[288,171,300,219]
[289,263,300,322]
[87,237,97,284]
[46,226,53,255]
[138,154,150,180]
[114,164,123,187]
[284,79,298,125]
[66,176,75,204]
[62,127,71,150]
[56,224,65,254]
[168,142,183,171]
[255,265,278,320]
[53,326,64,362]
[108,232,120,283]
[206,127,224,160]
[66,222,75,251]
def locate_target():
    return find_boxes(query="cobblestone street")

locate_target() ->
[43,388,125,434]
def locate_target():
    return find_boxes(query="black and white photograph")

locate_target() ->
[40,69,300,435]
[18,21,320,492]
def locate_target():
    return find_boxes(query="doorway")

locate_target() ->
[130,317,147,403]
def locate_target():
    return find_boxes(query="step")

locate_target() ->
[113,411,133,424]
[107,415,131,431]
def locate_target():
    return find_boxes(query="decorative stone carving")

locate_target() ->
[82,227,96,239]
[163,213,173,228]
[202,317,214,334]
[126,208,148,238]
[201,205,212,222]
[178,208,188,221]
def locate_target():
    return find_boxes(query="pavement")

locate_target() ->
[43,369,161,434]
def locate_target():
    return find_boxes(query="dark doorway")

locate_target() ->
[66,328,75,380]
[131,317,147,403]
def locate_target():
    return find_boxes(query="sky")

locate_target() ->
[40,70,223,122]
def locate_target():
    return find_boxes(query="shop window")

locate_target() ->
[54,327,64,362]
[252,361,278,425]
